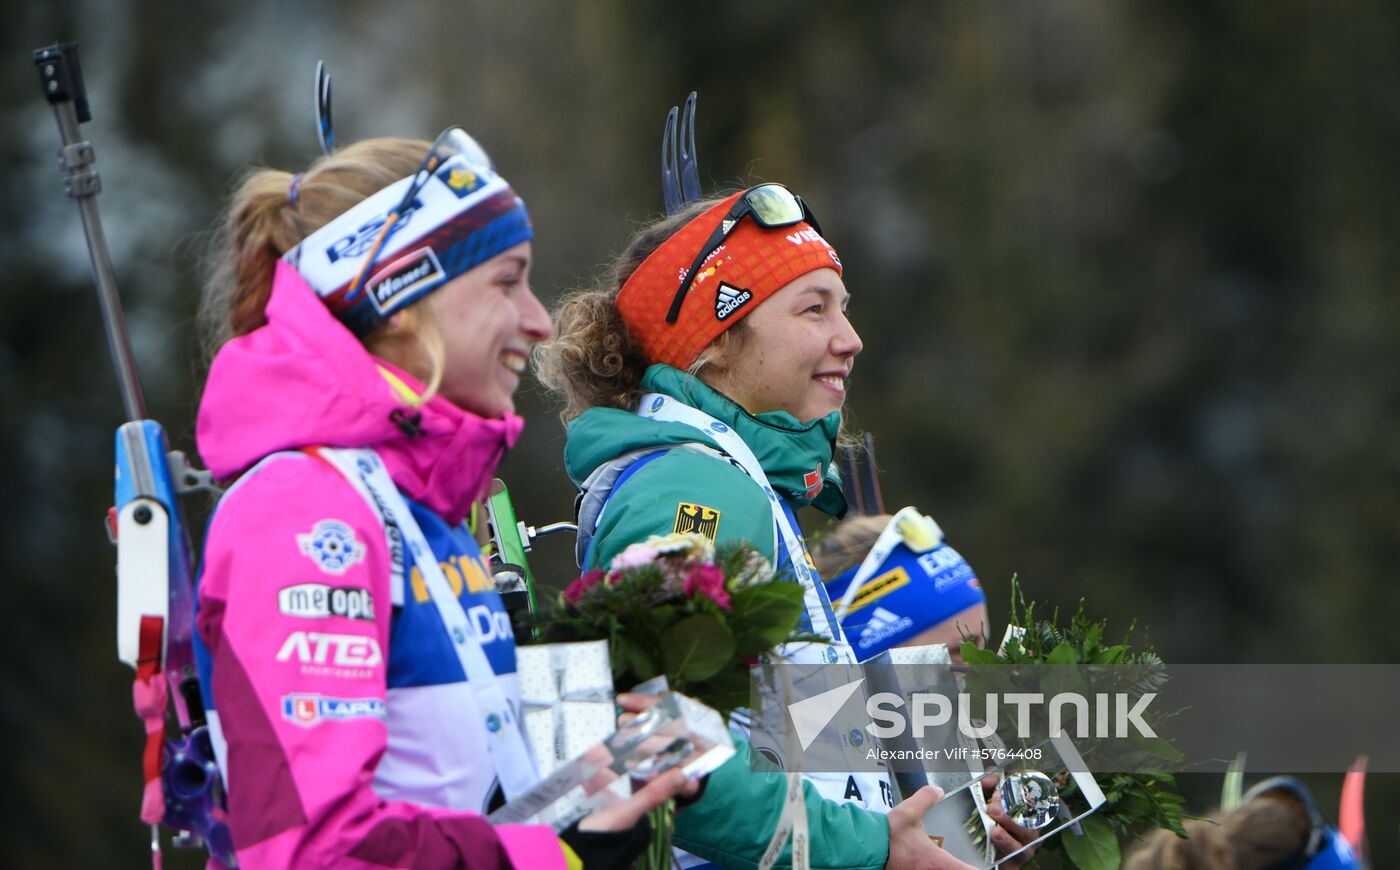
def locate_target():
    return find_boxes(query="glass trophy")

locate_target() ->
[920,732,1106,867]
[491,644,735,831]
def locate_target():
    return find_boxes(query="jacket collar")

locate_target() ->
[197,260,521,525]
[564,364,846,514]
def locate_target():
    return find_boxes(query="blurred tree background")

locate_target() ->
[3,0,1396,866]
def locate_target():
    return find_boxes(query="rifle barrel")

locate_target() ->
[36,43,147,422]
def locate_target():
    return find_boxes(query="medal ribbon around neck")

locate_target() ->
[636,393,853,663]
[318,447,538,798]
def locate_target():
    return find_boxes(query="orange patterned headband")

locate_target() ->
[616,190,843,369]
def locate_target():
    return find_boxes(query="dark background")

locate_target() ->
[4,1,1396,866]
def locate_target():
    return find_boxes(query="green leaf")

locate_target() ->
[691,667,753,716]
[962,667,1020,699]
[1112,790,1152,819]
[1138,737,1185,763]
[1043,665,1088,705]
[1047,642,1080,665]
[960,642,1004,665]
[1091,644,1128,665]
[729,584,805,652]
[659,613,735,683]
[622,636,660,682]
[1060,813,1120,870]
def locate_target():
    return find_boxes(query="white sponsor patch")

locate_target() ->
[785,228,831,248]
[468,604,515,644]
[278,583,375,621]
[715,281,753,320]
[276,630,383,680]
[282,693,386,727]
[858,606,913,649]
[296,520,366,575]
[365,247,445,314]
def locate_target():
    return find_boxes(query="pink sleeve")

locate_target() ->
[197,456,566,869]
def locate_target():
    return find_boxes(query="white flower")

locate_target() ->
[648,532,716,563]
[732,551,774,588]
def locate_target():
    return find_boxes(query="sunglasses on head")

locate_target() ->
[344,126,495,304]
[664,183,822,323]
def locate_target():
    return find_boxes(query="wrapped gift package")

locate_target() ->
[516,640,617,779]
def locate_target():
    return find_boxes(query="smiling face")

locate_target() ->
[422,241,551,416]
[699,268,862,423]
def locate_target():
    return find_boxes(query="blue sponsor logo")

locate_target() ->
[282,693,387,727]
[710,421,729,433]
[296,520,366,576]
[486,712,502,733]
[650,396,665,412]
[324,198,423,264]
[849,729,865,747]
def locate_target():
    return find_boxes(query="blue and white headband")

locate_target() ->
[283,154,532,337]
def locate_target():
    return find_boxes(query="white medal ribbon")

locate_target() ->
[637,394,850,658]
[756,664,811,870]
[319,447,538,800]
[637,394,861,870]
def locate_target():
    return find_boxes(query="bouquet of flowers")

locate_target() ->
[523,532,823,717]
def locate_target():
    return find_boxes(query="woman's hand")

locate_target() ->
[575,692,702,832]
[576,767,694,832]
[886,786,978,869]
[614,691,657,725]
[982,775,1039,868]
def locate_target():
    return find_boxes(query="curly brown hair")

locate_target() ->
[533,196,750,423]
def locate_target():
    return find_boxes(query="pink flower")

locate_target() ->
[610,542,660,571]
[564,569,607,605]
[684,564,731,610]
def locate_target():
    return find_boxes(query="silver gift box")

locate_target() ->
[516,640,617,780]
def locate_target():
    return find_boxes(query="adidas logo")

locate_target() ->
[715,282,753,320]
[858,607,913,648]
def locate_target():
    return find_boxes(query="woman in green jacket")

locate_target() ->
[537,186,1034,869]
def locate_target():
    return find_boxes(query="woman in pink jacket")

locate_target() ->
[193,130,690,868]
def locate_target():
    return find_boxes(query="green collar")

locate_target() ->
[565,365,847,514]
[642,365,847,513]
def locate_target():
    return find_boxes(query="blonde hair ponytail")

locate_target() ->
[200,137,445,397]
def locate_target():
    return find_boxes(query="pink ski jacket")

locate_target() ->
[193,261,566,869]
